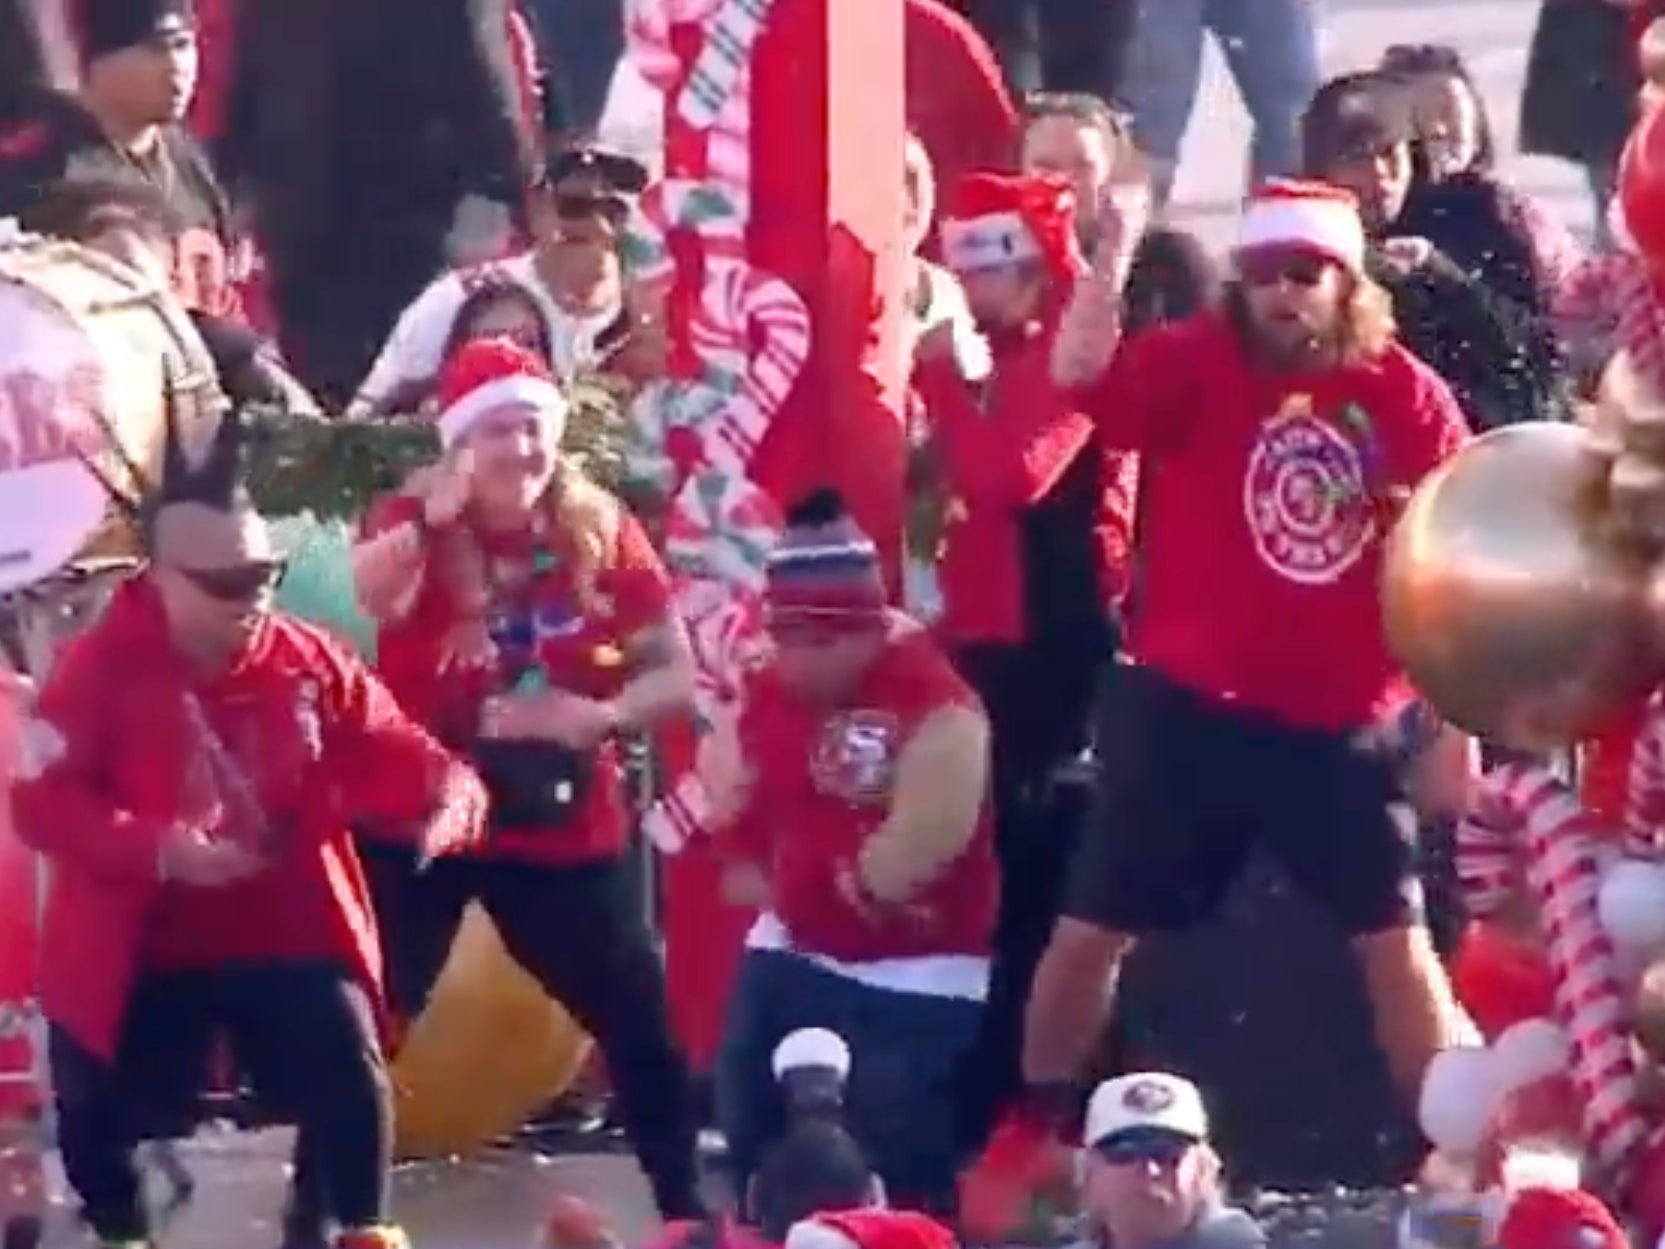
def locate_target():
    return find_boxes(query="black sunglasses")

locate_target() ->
[1237,250,1330,289]
[1094,1135,1192,1167]
[178,559,287,602]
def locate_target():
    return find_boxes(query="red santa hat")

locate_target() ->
[1236,179,1366,274]
[1495,1186,1628,1249]
[434,338,568,450]
[783,1211,955,1249]
[939,170,1082,284]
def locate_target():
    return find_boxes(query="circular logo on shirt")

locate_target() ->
[810,710,901,806]
[1243,406,1375,585]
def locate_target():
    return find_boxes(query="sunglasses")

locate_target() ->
[1094,1135,1193,1168]
[1237,250,1331,289]
[177,559,286,602]
[552,193,630,227]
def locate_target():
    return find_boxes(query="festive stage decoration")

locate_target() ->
[390,905,590,1159]
[618,0,909,1068]
[620,0,805,855]
[1410,715,1665,1221]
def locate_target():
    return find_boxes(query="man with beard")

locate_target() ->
[1301,72,1565,431]
[349,143,646,415]
[992,180,1475,1162]
[0,0,240,318]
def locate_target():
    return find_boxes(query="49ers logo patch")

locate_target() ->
[810,710,901,805]
[1243,398,1375,585]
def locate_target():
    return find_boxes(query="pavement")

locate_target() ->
[1170,0,1588,247]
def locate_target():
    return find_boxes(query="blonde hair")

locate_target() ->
[546,458,623,614]
[418,455,624,624]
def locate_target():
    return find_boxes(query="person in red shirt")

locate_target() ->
[911,170,1129,1153]
[8,404,487,1249]
[1016,180,1476,1135]
[708,490,997,1216]
[351,338,705,1221]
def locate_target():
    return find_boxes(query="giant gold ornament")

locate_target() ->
[1382,422,1665,749]
[391,905,590,1159]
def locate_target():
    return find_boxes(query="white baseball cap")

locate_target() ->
[1085,1072,1210,1148]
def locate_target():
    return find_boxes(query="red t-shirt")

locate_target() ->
[722,624,998,962]
[364,493,671,866]
[1077,313,1469,731]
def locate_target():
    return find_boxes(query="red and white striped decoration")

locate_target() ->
[1465,763,1649,1193]
[625,0,808,850]
[1625,692,1665,860]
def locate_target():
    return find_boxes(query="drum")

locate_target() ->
[0,232,222,594]
[391,904,590,1159]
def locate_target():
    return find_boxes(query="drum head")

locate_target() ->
[0,281,116,595]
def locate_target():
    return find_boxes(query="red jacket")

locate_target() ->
[723,624,997,962]
[366,492,672,866]
[1075,313,1469,731]
[9,579,473,1059]
[915,311,1136,644]
[905,0,1019,207]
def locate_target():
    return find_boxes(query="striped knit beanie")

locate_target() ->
[763,490,887,633]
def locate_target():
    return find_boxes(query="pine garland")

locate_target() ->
[242,371,636,520]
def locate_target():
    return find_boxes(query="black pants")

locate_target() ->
[952,642,1106,1152]
[51,963,388,1244]
[1067,662,1421,937]
[961,0,1138,106]
[359,843,703,1219]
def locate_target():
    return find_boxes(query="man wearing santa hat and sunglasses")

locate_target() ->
[350,140,652,418]
[995,179,1477,1157]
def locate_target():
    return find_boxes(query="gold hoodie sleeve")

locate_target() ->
[857,703,991,903]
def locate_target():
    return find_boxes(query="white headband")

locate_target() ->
[940,211,1040,272]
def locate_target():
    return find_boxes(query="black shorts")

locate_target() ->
[1064,662,1422,938]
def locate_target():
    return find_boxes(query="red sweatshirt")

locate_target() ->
[915,312,1136,644]
[1075,313,1468,731]
[365,492,671,867]
[9,579,473,1058]
[722,625,998,962]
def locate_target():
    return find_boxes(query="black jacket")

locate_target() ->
[1388,173,1570,430]
[1367,239,1568,432]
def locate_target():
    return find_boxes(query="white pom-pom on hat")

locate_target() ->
[1489,1019,1571,1092]
[1418,1045,1504,1158]
[771,1028,852,1082]
[1598,858,1665,960]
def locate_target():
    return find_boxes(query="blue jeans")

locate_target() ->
[715,948,982,1214]
[1125,0,1321,203]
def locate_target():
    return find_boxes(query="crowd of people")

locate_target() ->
[3,0,1665,1247]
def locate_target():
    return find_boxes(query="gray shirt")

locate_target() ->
[1060,1203,1268,1249]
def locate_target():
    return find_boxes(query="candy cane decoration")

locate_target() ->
[623,0,806,849]
[1624,692,1665,859]
[1455,781,1522,918]
[1471,764,1649,1193]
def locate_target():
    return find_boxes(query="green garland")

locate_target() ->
[242,372,638,520]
